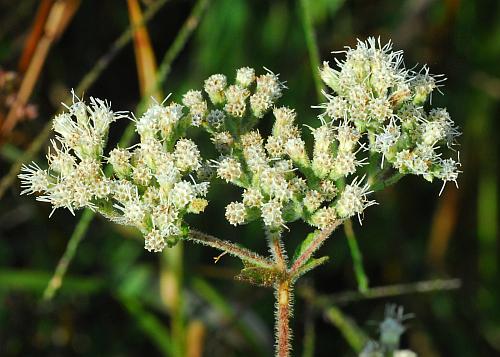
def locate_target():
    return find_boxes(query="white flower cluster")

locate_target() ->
[20,95,209,252]
[318,37,461,194]
[194,66,375,229]
[200,40,460,230]
[217,105,374,229]
[20,39,462,250]
[184,67,285,141]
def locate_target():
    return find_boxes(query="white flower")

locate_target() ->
[182,90,204,107]
[256,71,283,100]
[243,144,268,174]
[47,140,76,176]
[144,229,167,252]
[152,204,179,236]
[311,206,337,229]
[321,93,347,120]
[331,150,365,179]
[225,201,247,226]
[136,104,161,139]
[236,67,255,87]
[261,199,284,227]
[372,119,401,166]
[174,138,202,172]
[216,157,242,183]
[304,190,323,212]
[108,147,132,178]
[19,163,52,195]
[336,121,360,153]
[250,92,273,118]
[242,188,264,207]
[116,196,147,227]
[224,84,249,117]
[285,138,307,163]
[335,177,376,223]
[437,157,461,195]
[204,74,227,104]
[155,159,181,189]
[169,181,195,209]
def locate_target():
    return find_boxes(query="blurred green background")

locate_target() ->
[0,0,498,356]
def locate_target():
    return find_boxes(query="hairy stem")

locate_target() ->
[187,229,273,269]
[290,220,342,276]
[267,229,288,270]
[275,279,293,357]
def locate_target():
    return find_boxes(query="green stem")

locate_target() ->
[150,0,210,100]
[299,278,462,352]
[344,220,369,293]
[311,278,461,306]
[324,306,368,353]
[162,241,185,357]
[43,208,95,300]
[301,302,315,357]
[298,0,324,100]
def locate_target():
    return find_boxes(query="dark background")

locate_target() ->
[0,0,499,356]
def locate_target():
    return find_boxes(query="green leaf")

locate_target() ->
[235,264,279,288]
[292,230,319,263]
[291,256,329,283]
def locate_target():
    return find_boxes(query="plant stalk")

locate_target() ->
[275,278,293,357]
[188,229,274,269]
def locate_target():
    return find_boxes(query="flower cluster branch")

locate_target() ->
[19,37,461,357]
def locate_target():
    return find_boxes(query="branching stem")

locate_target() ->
[187,229,273,269]
[290,220,342,276]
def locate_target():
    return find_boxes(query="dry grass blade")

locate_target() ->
[0,0,169,200]
[18,0,54,73]
[186,320,206,357]
[426,187,459,270]
[1,0,80,138]
[127,0,161,102]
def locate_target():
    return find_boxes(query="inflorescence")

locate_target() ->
[19,38,461,252]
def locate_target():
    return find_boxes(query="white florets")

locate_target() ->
[225,201,247,226]
[335,177,376,222]
[144,229,166,252]
[261,199,284,228]
[174,138,202,172]
[216,157,242,183]
[236,67,256,87]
